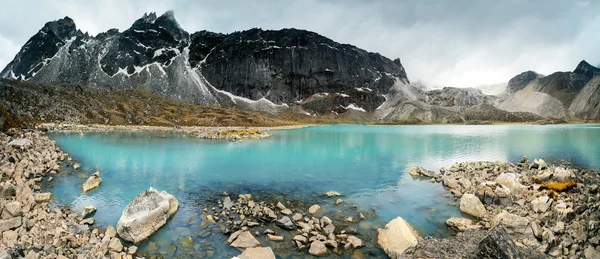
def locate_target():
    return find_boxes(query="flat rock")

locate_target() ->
[230,231,261,249]
[446,217,477,232]
[116,187,179,243]
[531,195,552,213]
[377,217,419,258]
[0,217,22,232]
[9,138,32,149]
[238,247,276,259]
[266,234,283,241]
[493,211,531,235]
[460,194,487,218]
[475,226,520,259]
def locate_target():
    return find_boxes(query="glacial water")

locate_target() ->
[47,124,600,258]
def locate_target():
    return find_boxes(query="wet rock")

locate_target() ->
[325,191,341,197]
[531,195,552,213]
[308,204,321,215]
[346,235,364,248]
[276,202,286,210]
[323,224,335,235]
[308,240,328,256]
[222,196,234,210]
[275,216,294,230]
[446,217,478,232]
[230,231,261,249]
[293,235,308,243]
[292,213,303,221]
[460,194,487,218]
[334,199,343,205]
[238,247,276,259]
[377,217,419,258]
[82,172,102,192]
[409,165,437,178]
[81,205,97,218]
[73,163,81,170]
[116,187,179,243]
[266,234,283,241]
[280,209,292,215]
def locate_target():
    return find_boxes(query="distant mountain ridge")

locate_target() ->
[1,11,408,115]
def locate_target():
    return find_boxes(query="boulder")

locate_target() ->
[446,217,478,232]
[308,240,328,256]
[408,165,437,178]
[377,217,419,258]
[529,159,547,170]
[275,216,295,230]
[116,187,179,243]
[475,226,521,259]
[460,194,487,218]
[346,235,364,248]
[0,183,16,198]
[81,205,97,218]
[230,231,261,249]
[495,173,525,197]
[552,167,575,182]
[82,172,102,192]
[8,138,32,149]
[493,212,531,235]
[108,238,123,252]
[531,196,552,213]
[0,217,21,232]
[1,202,22,219]
[584,245,600,259]
[238,247,276,259]
[442,176,461,190]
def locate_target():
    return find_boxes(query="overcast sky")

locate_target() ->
[1,0,599,87]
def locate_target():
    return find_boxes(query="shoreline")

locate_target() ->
[39,123,312,141]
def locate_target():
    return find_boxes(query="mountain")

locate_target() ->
[1,11,408,115]
[497,61,600,119]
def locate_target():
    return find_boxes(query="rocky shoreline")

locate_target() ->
[38,123,310,141]
[405,158,600,258]
[0,130,138,258]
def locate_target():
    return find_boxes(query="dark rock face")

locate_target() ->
[1,17,81,79]
[573,60,600,79]
[506,71,540,94]
[1,11,408,114]
[475,226,520,259]
[189,28,407,111]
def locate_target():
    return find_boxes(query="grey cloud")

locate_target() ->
[1,0,598,87]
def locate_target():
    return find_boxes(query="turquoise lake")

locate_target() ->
[47,124,600,258]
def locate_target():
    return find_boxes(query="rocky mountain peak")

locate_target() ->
[41,16,78,41]
[573,60,600,78]
[506,70,541,94]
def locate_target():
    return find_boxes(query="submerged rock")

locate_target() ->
[376,217,419,258]
[324,191,341,197]
[82,172,102,192]
[116,187,179,243]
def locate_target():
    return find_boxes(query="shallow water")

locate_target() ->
[47,124,600,258]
